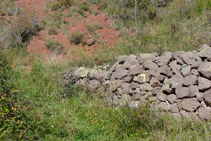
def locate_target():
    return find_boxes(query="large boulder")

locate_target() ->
[128,64,142,76]
[203,89,211,106]
[182,75,197,86]
[198,107,211,120]
[113,66,128,79]
[198,62,211,79]
[198,77,211,91]
[110,80,124,91]
[88,80,101,90]
[181,98,201,112]
[175,87,189,98]
[198,45,211,59]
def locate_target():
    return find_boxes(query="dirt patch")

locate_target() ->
[16,0,121,60]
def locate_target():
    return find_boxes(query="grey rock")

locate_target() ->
[196,92,204,102]
[188,85,199,97]
[143,60,159,70]
[155,52,172,66]
[118,55,128,64]
[137,55,144,64]
[181,98,201,112]
[123,76,133,82]
[157,102,170,111]
[132,94,141,100]
[123,55,138,69]
[198,62,211,79]
[150,77,162,87]
[121,83,131,93]
[160,65,171,75]
[152,87,161,96]
[187,59,200,69]
[128,64,142,76]
[198,46,211,59]
[170,103,179,113]
[168,74,183,88]
[113,67,128,79]
[156,93,167,102]
[169,60,181,74]
[181,65,191,76]
[176,87,189,98]
[198,77,211,91]
[162,78,173,93]
[198,107,211,120]
[191,69,199,76]
[167,94,177,104]
[88,80,101,90]
[139,83,153,91]
[133,72,150,83]
[110,80,123,91]
[182,75,197,86]
[203,89,211,106]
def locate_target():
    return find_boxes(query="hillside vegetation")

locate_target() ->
[0,0,211,140]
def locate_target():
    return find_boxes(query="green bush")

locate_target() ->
[81,2,90,11]
[86,23,103,32]
[51,0,73,11]
[45,38,64,54]
[69,32,84,45]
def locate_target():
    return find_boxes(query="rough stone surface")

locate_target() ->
[188,85,199,97]
[128,65,142,76]
[203,89,211,106]
[198,46,211,59]
[198,62,211,79]
[181,65,191,76]
[198,107,211,120]
[89,80,101,90]
[170,103,179,113]
[182,75,197,86]
[181,98,201,112]
[167,94,177,104]
[176,87,189,99]
[156,93,167,102]
[198,77,211,91]
[110,80,123,91]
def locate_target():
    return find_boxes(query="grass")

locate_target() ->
[45,38,64,54]
[69,32,84,45]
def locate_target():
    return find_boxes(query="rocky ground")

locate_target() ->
[65,44,211,121]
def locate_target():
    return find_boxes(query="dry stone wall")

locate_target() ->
[65,44,211,120]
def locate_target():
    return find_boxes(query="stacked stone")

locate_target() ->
[68,44,211,120]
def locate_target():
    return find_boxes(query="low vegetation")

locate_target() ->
[45,38,64,54]
[86,23,103,32]
[69,32,84,45]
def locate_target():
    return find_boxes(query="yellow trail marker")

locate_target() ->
[140,74,146,82]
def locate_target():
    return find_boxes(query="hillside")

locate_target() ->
[0,0,211,140]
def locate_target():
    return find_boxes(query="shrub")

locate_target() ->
[45,38,64,54]
[69,32,84,45]
[51,0,73,11]
[0,10,39,49]
[81,2,90,11]
[86,23,103,32]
